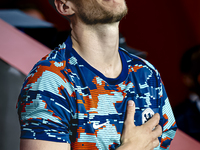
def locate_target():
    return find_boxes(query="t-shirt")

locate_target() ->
[17,36,177,150]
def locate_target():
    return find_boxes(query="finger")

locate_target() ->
[143,113,160,130]
[152,125,162,139]
[146,138,159,150]
[125,100,135,125]
[152,138,160,148]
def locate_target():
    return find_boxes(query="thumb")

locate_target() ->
[125,100,136,125]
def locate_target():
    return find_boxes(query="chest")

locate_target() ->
[65,66,161,149]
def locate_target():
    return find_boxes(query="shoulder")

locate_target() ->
[18,42,75,107]
[120,48,160,77]
[28,42,68,77]
[37,43,67,67]
[20,42,71,94]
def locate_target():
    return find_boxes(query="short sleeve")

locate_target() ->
[17,60,76,143]
[135,57,177,149]
[155,77,177,150]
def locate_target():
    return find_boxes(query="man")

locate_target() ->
[174,45,200,142]
[17,0,177,149]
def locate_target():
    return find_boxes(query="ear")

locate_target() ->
[54,0,75,16]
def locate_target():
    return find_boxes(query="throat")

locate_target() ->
[96,52,122,79]
[102,63,122,79]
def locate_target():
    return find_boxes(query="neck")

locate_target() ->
[70,22,122,78]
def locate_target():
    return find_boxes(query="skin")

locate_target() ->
[20,0,162,149]
[116,101,162,150]
[72,0,128,25]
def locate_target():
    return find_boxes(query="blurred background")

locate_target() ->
[1,0,200,149]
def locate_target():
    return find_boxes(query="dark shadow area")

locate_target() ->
[0,59,26,150]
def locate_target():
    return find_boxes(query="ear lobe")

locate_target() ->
[54,0,75,16]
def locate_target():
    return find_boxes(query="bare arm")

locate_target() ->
[117,100,162,150]
[20,139,70,150]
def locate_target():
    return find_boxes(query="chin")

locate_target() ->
[106,1,127,15]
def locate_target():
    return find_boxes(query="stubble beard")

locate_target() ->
[74,0,128,25]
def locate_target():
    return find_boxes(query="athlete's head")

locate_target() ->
[49,0,128,25]
[180,45,200,95]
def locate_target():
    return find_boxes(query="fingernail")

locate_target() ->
[128,100,134,106]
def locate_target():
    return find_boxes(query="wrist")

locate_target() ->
[116,143,133,150]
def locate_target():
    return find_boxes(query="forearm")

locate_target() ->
[20,139,70,150]
[116,144,131,150]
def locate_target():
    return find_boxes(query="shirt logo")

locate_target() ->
[142,108,155,124]
[93,121,109,130]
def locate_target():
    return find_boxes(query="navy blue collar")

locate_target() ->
[65,36,128,85]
